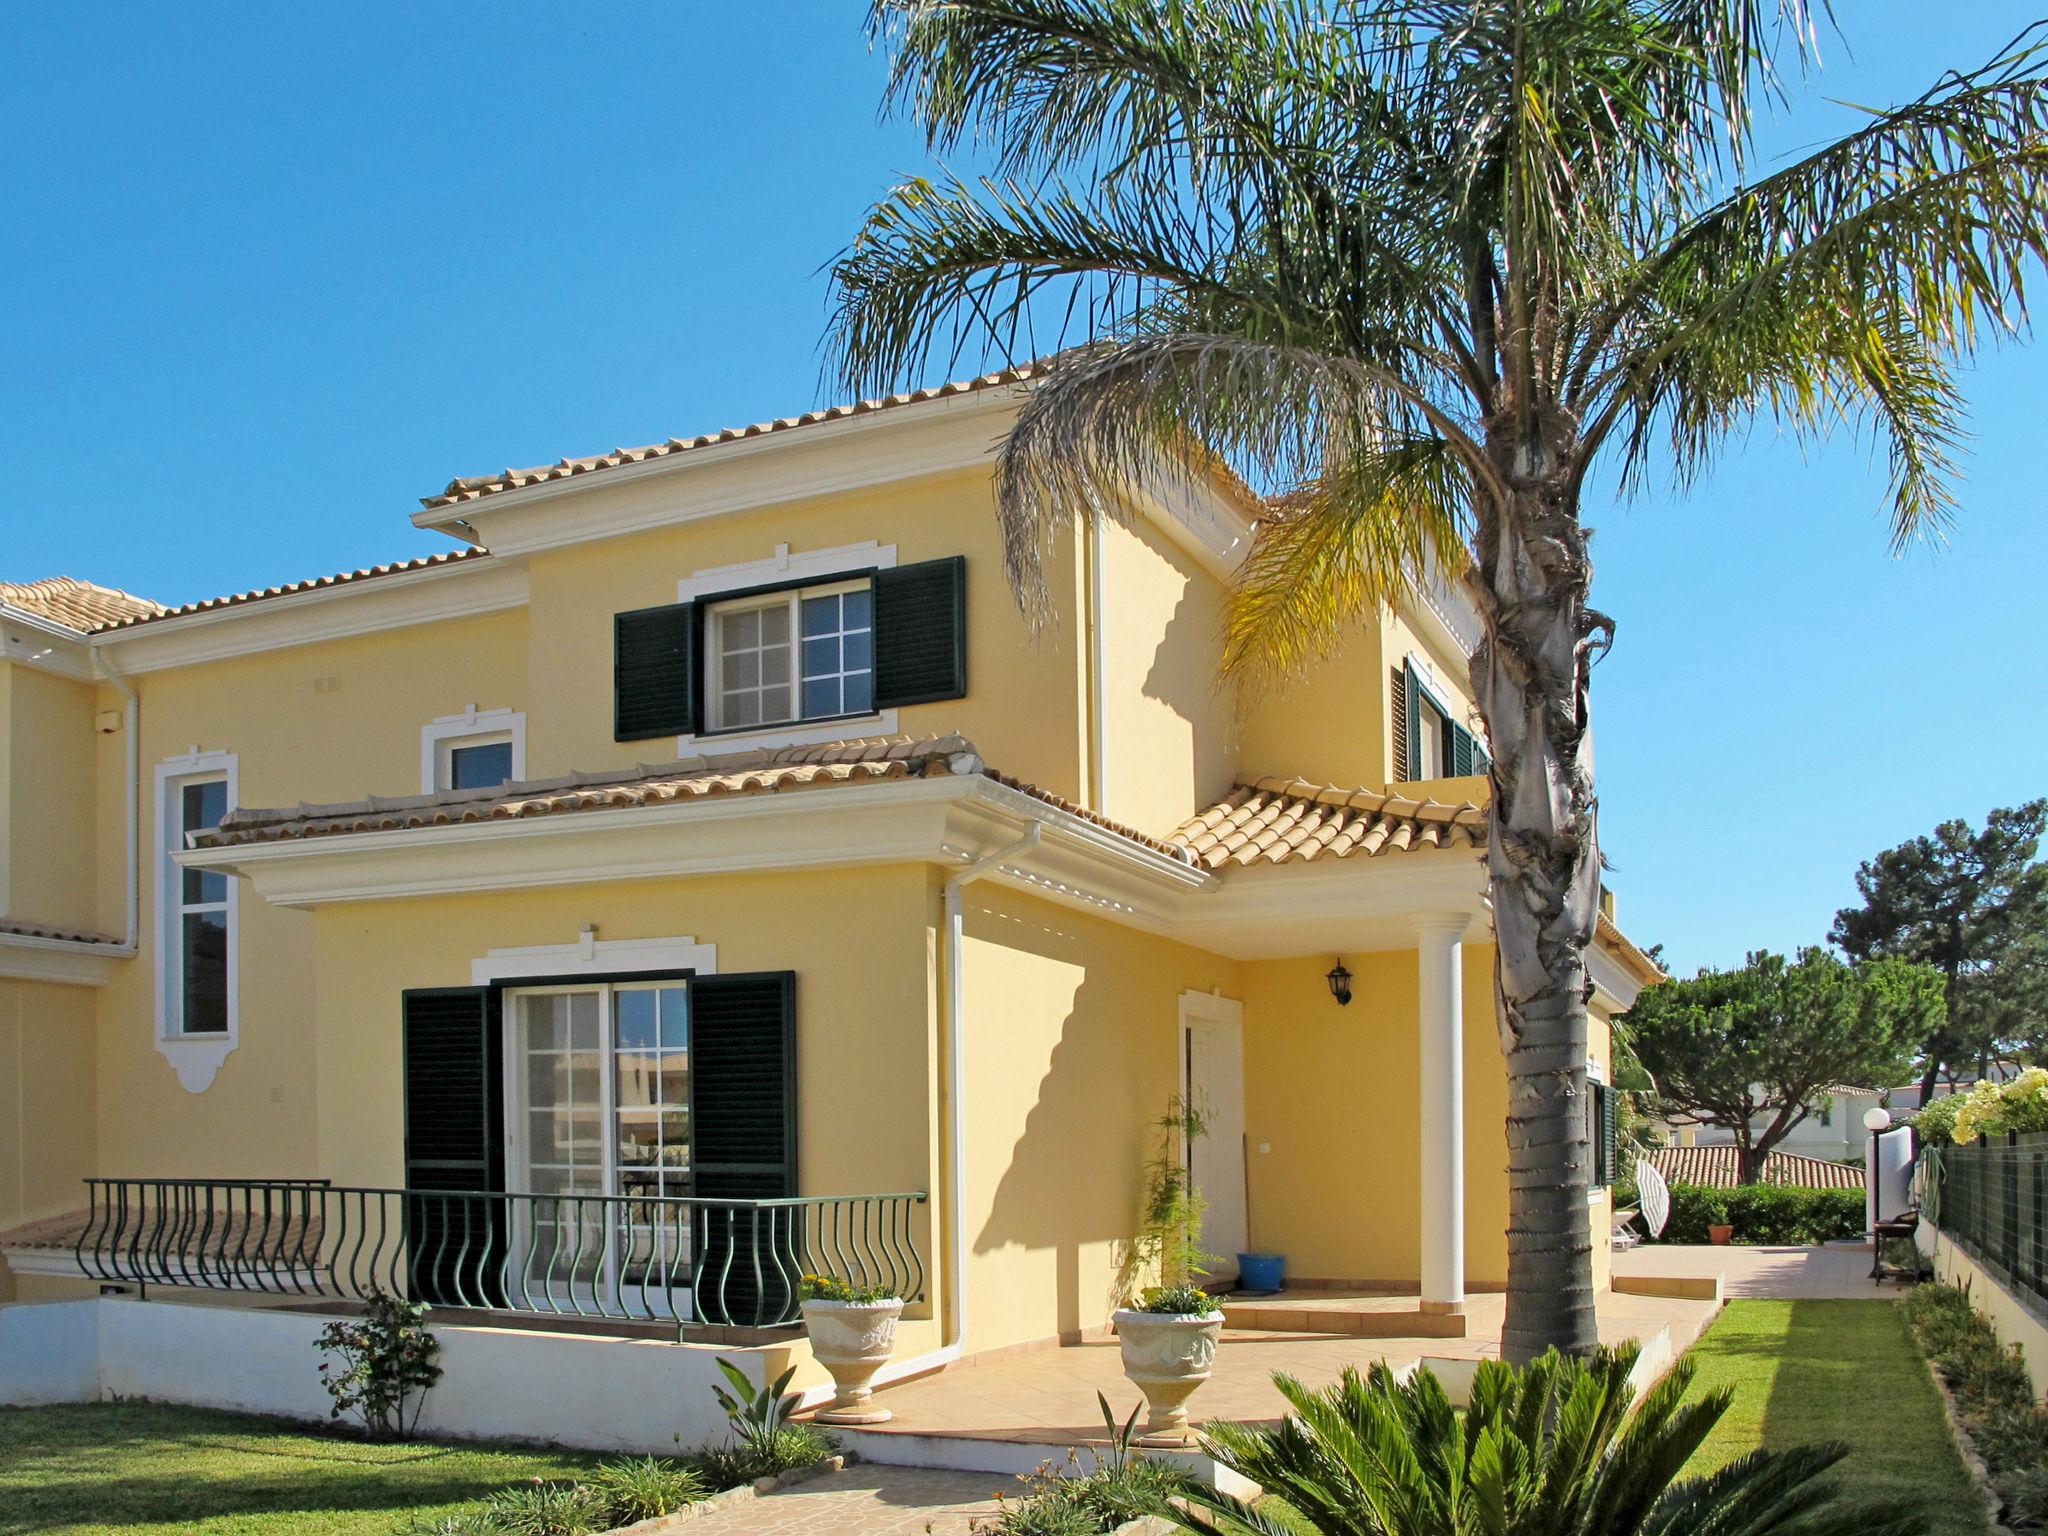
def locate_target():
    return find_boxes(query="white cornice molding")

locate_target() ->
[415,389,1025,557]
[90,560,530,675]
[1,610,95,681]
[182,773,1211,924]
[1587,941,1645,1014]
[0,933,127,986]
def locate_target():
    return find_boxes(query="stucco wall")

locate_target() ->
[1240,943,1512,1290]
[5,665,100,931]
[1094,514,1237,836]
[1930,1236,2048,1399]
[957,879,1239,1352]
[0,980,98,1302]
[519,466,1088,800]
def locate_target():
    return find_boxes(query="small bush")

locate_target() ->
[315,1289,443,1441]
[1907,1282,2048,1530]
[1912,1093,1965,1147]
[586,1455,706,1522]
[483,1480,605,1536]
[693,1423,835,1488]
[798,1273,899,1304]
[1658,1181,1864,1244]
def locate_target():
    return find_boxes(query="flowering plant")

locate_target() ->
[798,1273,898,1304]
[1950,1067,2048,1144]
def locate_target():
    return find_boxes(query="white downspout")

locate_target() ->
[799,821,1043,1409]
[94,648,141,953]
[1087,510,1108,812]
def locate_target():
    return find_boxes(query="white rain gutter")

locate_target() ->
[797,821,1044,1410]
[93,649,142,953]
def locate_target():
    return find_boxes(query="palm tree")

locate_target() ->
[827,1,2048,1360]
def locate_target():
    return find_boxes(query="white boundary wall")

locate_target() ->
[0,1298,764,1452]
[1925,1231,2048,1399]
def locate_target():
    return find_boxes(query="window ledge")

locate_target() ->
[155,1033,237,1093]
[675,710,897,758]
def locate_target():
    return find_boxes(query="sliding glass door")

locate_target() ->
[505,980,692,1315]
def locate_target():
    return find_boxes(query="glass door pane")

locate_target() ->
[515,990,607,1299]
[615,983,690,1292]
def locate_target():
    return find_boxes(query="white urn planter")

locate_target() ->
[801,1297,903,1425]
[1113,1307,1226,1446]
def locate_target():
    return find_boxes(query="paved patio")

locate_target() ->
[847,1282,1723,1448]
[665,1467,1006,1534]
[1613,1240,1884,1299]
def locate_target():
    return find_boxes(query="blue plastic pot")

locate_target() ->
[1236,1252,1286,1293]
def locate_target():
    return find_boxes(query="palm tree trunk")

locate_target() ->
[1470,438,1605,1364]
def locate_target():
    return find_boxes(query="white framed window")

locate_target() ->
[1416,694,1447,778]
[705,579,873,734]
[503,979,693,1308]
[421,707,527,794]
[154,749,239,1092]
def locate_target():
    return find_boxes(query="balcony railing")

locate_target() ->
[74,1178,926,1330]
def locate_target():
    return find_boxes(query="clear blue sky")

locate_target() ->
[3,4,2041,974]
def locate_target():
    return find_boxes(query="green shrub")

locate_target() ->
[586,1455,706,1522]
[482,1480,605,1536]
[1910,1094,1964,1147]
[1178,1347,1918,1535]
[1907,1282,2048,1530]
[314,1288,443,1441]
[1658,1181,1864,1244]
[692,1423,835,1488]
[980,1395,1194,1535]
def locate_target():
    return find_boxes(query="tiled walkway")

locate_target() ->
[669,1467,1006,1534]
[1614,1240,1884,1298]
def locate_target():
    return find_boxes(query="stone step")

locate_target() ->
[1220,1298,1468,1338]
[830,1425,1260,1496]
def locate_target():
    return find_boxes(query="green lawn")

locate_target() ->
[0,1401,603,1536]
[1679,1299,1987,1536]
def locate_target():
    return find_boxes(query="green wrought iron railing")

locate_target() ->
[75,1178,926,1329]
[1924,1133,2048,1307]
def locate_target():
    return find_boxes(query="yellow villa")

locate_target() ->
[0,369,1660,1449]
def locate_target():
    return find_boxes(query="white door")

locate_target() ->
[1181,992,1247,1287]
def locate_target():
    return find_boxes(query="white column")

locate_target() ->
[1415,914,1467,1314]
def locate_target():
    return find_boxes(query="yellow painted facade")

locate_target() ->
[0,386,1649,1362]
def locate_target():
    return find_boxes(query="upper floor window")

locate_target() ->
[706,580,873,732]
[421,707,527,794]
[613,556,966,745]
[173,777,229,1036]
[1394,660,1489,783]
[154,748,239,1070]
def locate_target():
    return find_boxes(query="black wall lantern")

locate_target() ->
[1326,959,1354,1006]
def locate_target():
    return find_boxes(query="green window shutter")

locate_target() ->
[873,557,967,707]
[1587,1082,1619,1189]
[1451,724,1475,778]
[1389,667,1408,782]
[689,971,797,1325]
[1473,741,1491,778]
[1402,662,1422,781]
[614,602,698,741]
[401,986,504,1306]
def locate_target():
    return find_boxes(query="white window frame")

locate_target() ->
[676,541,898,754]
[154,748,239,1094]
[501,976,696,1318]
[420,706,527,794]
[704,576,874,735]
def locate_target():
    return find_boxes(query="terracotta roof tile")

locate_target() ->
[194,732,1194,862]
[1646,1145,1866,1192]
[0,915,125,946]
[0,577,162,632]
[1171,777,1486,869]
[421,366,1037,511]
[95,549,491,633]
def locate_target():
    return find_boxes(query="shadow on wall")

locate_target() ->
[969,895,1176,1338]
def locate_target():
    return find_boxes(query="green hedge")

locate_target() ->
[1657,1181,1865,1244]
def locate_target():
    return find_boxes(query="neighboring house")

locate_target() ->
[1646,1145,1866,1192]
[1885,1061,2027,1115]
[1662,1084,1882,1165]
[0,369,1659,1408]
